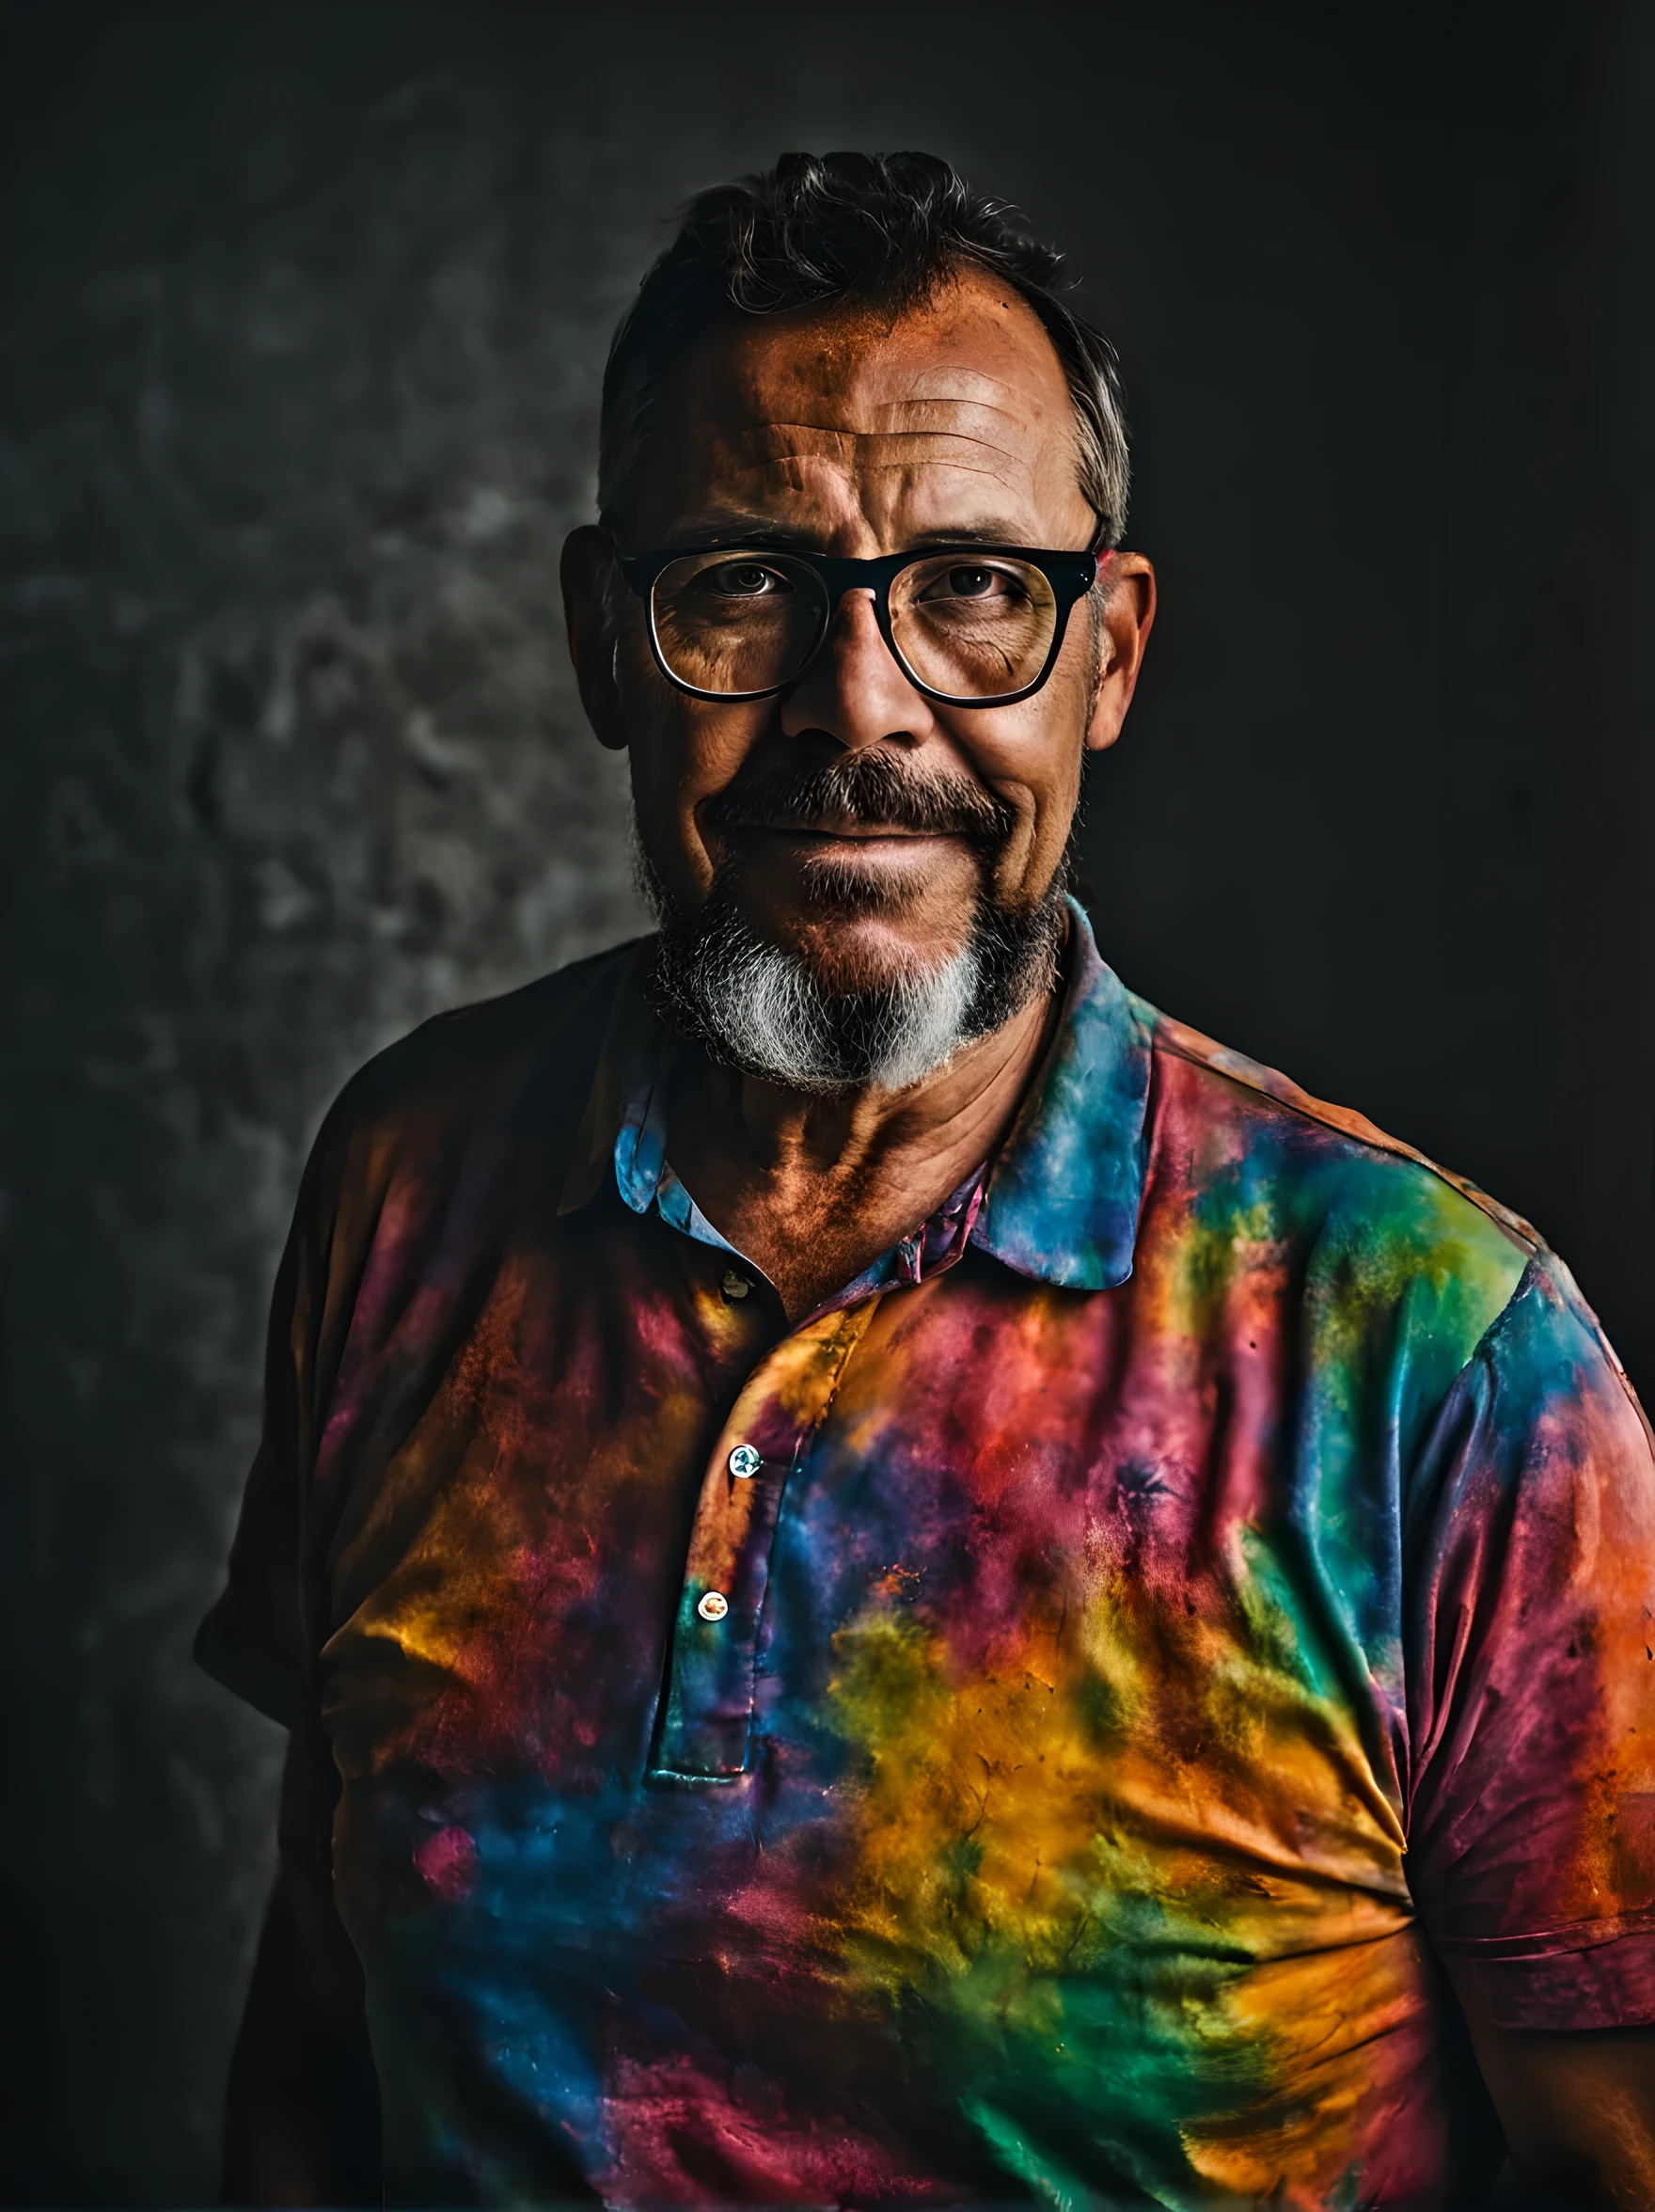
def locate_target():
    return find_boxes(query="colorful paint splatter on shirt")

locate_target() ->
[199,905,1655,2208]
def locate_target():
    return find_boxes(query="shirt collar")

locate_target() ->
[556,899,1154,1293]
[555,942,664,1220]
[970,897,1154,1290]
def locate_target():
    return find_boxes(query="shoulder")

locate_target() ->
[1124,1001,1655,1567]
[1132,996,1542,1373]
[303,934,654,1217]
[1141,997,1538,1258]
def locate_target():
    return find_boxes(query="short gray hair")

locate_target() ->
[599,150,1130,547]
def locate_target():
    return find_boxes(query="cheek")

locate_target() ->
[1003,772,1080,889]
[623,686,771,887]
[950,608,1095,787]
[955,717,1085,879]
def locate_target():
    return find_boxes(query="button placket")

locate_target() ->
[651,1302,881,1780]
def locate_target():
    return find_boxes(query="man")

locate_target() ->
[198,152,1655,2208]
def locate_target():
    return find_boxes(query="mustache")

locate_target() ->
[701,750,1015,845]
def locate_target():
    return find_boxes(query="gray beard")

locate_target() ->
[634,830,1066,1096]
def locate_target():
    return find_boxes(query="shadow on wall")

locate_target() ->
[1,1,1649,2202]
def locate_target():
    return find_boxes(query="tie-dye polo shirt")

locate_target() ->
[198,903,1655,2210]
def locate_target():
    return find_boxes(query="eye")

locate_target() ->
[697,560,793,601]
[918,562,1024,603]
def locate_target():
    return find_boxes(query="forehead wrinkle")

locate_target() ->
[773,349,1043,408]
[738,403,1032,441]
[717,421,1032,475]
[853,453,1023,484]
[864,393,1036,434]
[685,452,1047,551]
[702,452,1031,517]
[746,390,1034,434]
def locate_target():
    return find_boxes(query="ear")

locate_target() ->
[1084,551,1157,753]
[560,525,630,751]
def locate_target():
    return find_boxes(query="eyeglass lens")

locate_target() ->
[649,550,1061,700]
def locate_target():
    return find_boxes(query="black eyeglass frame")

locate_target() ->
[612,536,1112,708]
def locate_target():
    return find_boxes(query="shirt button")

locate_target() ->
[720,1269,751,1301]
[727,1443,763,1480]
[697,1590,729,1622]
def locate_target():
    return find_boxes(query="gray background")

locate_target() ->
[3,2,1651,2200]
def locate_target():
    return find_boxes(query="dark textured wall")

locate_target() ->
[3,4,1650,2201]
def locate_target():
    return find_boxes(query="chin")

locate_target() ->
[643,846,1068,1096]
[782,910,971,1000]
[742,862,982,993]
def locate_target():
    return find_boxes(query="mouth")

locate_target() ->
[752,819,965,842]
[728,821,972,866]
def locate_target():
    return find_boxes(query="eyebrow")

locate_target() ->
[656,514,1042,553]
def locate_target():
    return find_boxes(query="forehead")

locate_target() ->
[638,265,1088,542]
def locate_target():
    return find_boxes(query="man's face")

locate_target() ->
[565,264,1153,1028]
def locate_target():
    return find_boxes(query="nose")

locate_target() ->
[778,589,938,750]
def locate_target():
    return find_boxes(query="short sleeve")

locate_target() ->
[195,1133,336,1730]
[1403,1255,1655,2030]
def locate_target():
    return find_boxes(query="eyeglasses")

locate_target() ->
[613,537,1111,708]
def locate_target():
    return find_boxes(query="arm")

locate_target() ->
[223,1728,381,2205]
[1398,1261,1655,2205]
[196,1099,384,2201]
[1471,2021,1655,2211]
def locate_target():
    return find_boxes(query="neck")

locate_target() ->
[665,979,1062,1319]
[716,988,1054,1184]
